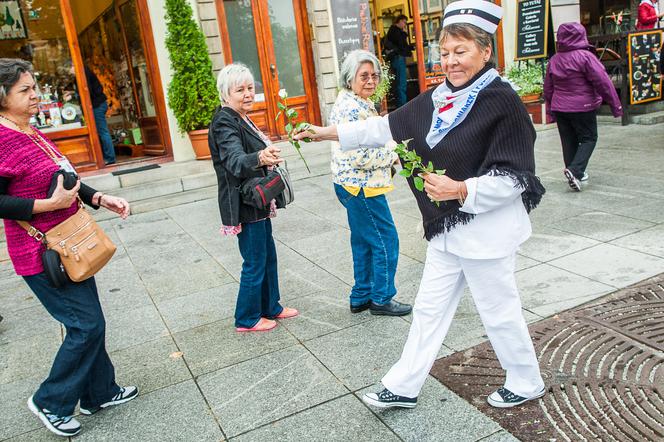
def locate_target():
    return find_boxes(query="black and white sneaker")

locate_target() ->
[487,386,546,408]
[28,395,81,437]
[363,388,417,409]
[580,172,589,182]
[564,169,581,192]
[79,386,139,415]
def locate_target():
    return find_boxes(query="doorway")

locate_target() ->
[70,0,171,165]
[215,0,320,137]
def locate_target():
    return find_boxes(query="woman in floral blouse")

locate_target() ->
[329,50,411,316]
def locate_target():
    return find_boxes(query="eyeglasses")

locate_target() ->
[358,73,380,83]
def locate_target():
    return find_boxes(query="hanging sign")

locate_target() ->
[330,0,375,68]
[0,0,27,40]
[515,0,549,60]
[628,30,663,105]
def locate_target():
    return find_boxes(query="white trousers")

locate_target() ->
[382,246,544,398]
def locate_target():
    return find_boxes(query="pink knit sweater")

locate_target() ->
[0,125,78,276]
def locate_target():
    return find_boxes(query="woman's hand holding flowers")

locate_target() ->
[423,173,467,204]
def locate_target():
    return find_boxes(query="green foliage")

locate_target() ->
[164,0,220,133]
[370,61,394,103]
[275,91,311,173]
[394,140,445,206]
[506,61,545,96]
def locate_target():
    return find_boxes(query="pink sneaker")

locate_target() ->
[275,307,299,319]
[236,318,277,332]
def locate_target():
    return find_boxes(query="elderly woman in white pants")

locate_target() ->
[296,0,546,409]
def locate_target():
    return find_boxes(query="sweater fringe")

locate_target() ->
[423,211,475,241]
[487,167,546,213]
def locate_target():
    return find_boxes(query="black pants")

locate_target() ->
[553,110,598,179]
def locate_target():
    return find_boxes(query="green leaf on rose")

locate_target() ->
[413,176,425,191]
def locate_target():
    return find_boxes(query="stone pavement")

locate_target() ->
[1,122,663,441]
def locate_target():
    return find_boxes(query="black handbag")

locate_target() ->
[240,169,286,210]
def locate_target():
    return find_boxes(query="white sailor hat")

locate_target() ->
[442,0,503,35]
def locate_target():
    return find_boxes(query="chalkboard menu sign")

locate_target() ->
[330,0,374,69]
[515,0,549,60]
[628,30,662,105]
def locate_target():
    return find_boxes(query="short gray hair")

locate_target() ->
[216,63,254,104]
[339,50,381,90]
[0,58,35,110]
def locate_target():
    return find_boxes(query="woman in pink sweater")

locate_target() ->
[0,58,137,437]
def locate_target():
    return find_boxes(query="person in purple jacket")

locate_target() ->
[544,22,622,192]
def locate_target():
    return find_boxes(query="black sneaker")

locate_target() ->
[350,301,371,313]
[487,386,546,408]
[363,388,417,409]
[28,395,81,437]
[369,300,412,316]
[564,169,581,192]
[79,386,139,415]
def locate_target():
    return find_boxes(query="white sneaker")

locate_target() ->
[79,386,139,415]
[580,172,589,182]
[28,395,81,437]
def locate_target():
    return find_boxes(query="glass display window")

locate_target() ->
[0,0,86,132]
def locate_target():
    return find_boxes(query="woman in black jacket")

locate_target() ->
[209,63,298,332]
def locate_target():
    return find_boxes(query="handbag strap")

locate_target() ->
[17,197,85,245]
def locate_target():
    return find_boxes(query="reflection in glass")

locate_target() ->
[267,0,305,97]
[0,0,85,131]
[224,0,265,101]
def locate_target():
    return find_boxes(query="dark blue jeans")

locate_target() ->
[334,185,399,307]
[235,219,283,328]
[93,101,116,164]
[23,273,121,417]
[392,55,408,108]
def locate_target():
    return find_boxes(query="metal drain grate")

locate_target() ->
[430,276,664,441]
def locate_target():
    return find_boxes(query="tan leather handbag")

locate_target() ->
[20,204,117,283]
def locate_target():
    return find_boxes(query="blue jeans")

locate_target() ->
[23,273,121,417]
[334,185,399,306]
[235,219,283,328]
[93,101,116,164]
[392,55,408,108]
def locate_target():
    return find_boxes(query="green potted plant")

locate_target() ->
[164,0,220,159]
[506,61,545,103]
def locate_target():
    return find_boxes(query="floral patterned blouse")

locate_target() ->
[328,89,397,189]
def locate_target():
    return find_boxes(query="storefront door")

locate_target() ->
[216,0,320,137]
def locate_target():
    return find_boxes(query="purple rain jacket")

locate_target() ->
[544,23,623,118]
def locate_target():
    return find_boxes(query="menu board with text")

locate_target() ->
[330,0,374,69]
[628,30,662,105]
[515,0,549,60]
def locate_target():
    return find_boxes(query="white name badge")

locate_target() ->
[58,158,76,175]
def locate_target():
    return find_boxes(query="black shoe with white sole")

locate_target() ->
[487,386,546,408]
[564,169,581,192]
[79,386,139,415]
[28,395,81,437]
[363,388,417,409]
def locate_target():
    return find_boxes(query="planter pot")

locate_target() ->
[520,93,542,104]
[188,129,210,160]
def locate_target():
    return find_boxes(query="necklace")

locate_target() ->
[0,113,34,134]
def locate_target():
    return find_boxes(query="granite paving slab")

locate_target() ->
[357,378,502,442]
[199,345,347,437]
[610,223,664,258]
[0,333,61,385]
[108,337,191,396]
[546,211,655,242]
[230,394,400,442]
[518,226,600,262]
[172,317,299,376]
[104,304,169,353]
[76,380,224,442]
[156,283,238,333]
[516,263,614,317]
[0,304,59,345]
[0,377,45,439]
[304,318,412,391]
[548,242,664,288]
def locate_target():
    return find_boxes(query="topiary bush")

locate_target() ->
[165,0,219,133]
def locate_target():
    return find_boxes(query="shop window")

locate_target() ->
[0,0,86,133]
